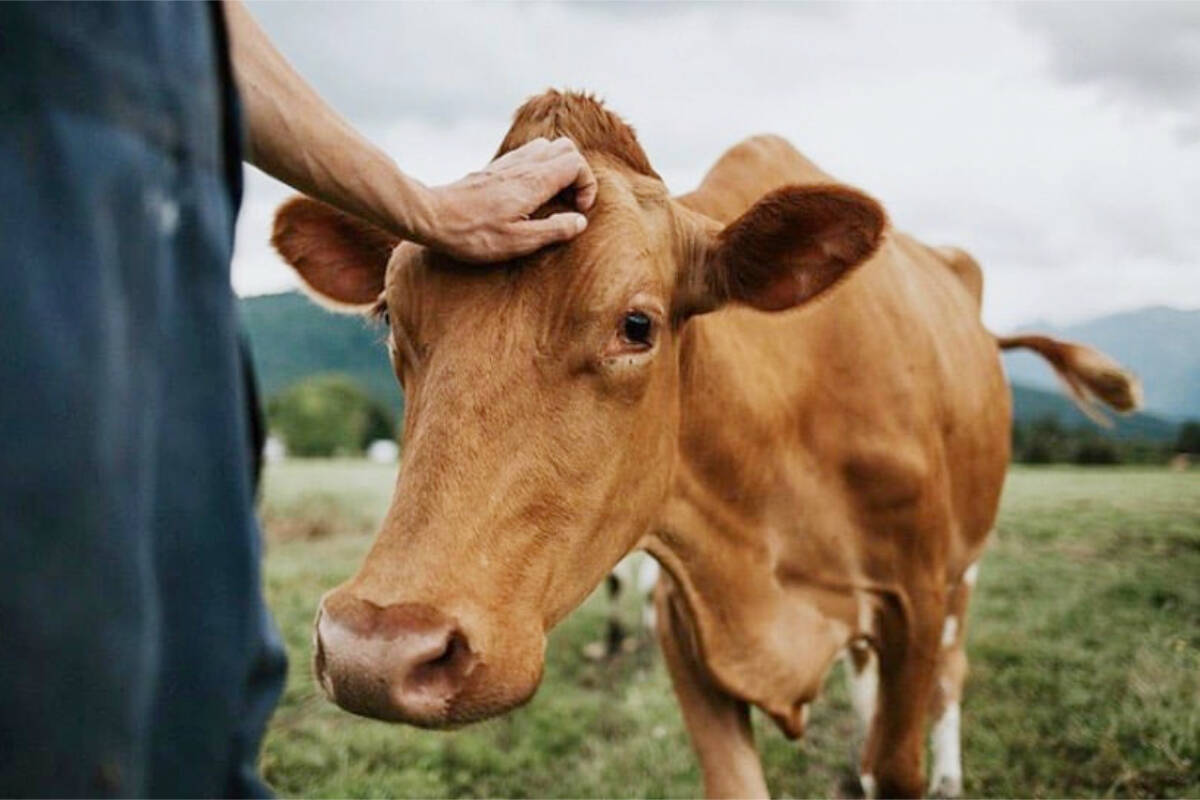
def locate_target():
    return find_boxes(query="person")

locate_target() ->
[0,3,595,797]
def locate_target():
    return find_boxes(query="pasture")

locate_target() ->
[258,462,1199,798]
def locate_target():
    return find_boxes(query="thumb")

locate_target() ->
[517,212,588,248]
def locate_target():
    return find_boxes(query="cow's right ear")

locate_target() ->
[271,196,399,312]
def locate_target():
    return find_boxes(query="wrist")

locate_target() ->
[398,180,443,247]
[355,158,442,246]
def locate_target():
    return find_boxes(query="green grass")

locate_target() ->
[258,465,1200,798]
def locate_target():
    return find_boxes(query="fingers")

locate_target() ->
[430,137,597,261]
[529,149,596,212]
[459,213,586,262]
[493,136,571,168]
[545,141,596,210]
[497,137,598,213]
[503,137,553,162]
[508,212,589,253]
[567,150,598,211]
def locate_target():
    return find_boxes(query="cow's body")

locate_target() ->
[272,92,1139,799]
[645,135,1007,796]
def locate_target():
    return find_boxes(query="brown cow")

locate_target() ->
[271,91,1139,799]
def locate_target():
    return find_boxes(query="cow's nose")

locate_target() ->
[313,593,476,725]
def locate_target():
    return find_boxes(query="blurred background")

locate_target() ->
[239,3,1199,797]
[237,0,1199,463]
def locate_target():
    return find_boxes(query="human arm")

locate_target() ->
[221,0,597,261]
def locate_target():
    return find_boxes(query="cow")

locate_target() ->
[585,554,661,661]
[270,91,1140,798]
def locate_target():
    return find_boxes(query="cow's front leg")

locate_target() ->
[860,592,945,799]
[656,580,769,799]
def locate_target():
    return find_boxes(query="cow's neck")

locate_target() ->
[641,313,857,737]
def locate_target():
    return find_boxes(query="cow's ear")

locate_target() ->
[271,196,399,311]
[676,184,887,316]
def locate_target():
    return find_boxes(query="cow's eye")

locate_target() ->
[622,311,653,346]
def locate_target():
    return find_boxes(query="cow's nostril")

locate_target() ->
[313,624,327,675]
[313,625,337,699]
[429,632,458,666]
[408,629,473,692]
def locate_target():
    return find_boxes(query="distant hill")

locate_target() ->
[1009,384,1176,442]
[1002,306,1200,420]
[240,291,402,415]
[240,292,1180,441]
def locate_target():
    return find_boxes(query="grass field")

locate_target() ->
[257,463,1199,798]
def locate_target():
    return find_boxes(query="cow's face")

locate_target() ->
[271,105,885,729]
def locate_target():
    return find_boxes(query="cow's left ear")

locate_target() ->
[676,184,887,316]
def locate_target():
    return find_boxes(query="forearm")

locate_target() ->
[223,0,597,262]
[222,0,434,241]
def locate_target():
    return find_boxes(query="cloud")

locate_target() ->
[246,1,848,125]
[234,2,1200,330]
[1013,2,1200,143]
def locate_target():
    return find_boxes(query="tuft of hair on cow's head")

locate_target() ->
[496,89,660,180]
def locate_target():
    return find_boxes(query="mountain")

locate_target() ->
[239,292,1181,441]
[1009,384,1176,442]
[240,291,402,415]
[1002,306,1200,420]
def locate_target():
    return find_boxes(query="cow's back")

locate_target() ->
[678,134,832,221]
[674,136,1009,588]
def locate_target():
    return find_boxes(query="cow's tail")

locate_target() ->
[995,334,1142,427]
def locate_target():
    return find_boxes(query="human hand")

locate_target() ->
[421,137,598,263]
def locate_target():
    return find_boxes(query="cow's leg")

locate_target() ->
[844,641,879,790]
[583,566,629,661]
[859,591,945,799]
[603,571,628,657]
[637,556,661,632]
[927,562,978,798]
[656,581,768,799]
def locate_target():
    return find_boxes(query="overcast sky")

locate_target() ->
[235,1,1200,330]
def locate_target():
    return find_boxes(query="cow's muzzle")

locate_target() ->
[313,593,479,727]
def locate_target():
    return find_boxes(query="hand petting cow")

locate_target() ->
[272,91,1139,799]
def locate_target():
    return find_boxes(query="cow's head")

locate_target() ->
[272,91,885,727]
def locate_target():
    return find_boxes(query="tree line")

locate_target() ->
[265,373,1200,466]
[1012,416,1199,465]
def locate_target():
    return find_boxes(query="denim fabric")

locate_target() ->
[0,4,286,796]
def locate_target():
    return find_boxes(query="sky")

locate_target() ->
[234,1,1200,330]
